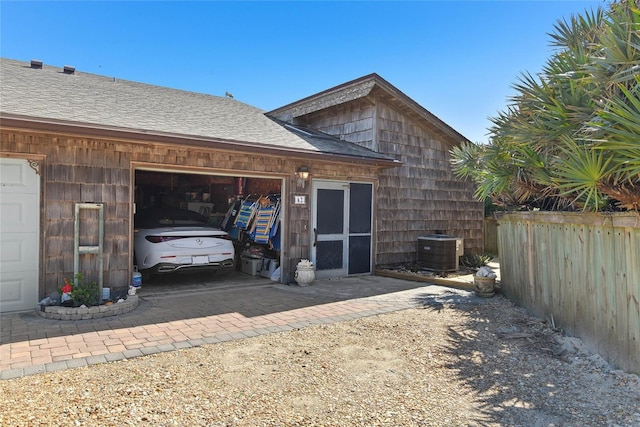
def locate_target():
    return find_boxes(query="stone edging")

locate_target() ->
[36,296,139,320]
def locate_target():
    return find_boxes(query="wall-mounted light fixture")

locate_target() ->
[296,166,310,188]
[296,166,309,180]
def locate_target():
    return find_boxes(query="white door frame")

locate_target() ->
[311,180,349,279]
[0,157,41,313]
[311,179,374,279]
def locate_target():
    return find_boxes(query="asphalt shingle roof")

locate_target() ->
[0,58,396,163]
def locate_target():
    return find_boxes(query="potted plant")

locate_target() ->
[474,266,497,297]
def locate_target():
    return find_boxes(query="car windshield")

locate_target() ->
[135,208,212,228]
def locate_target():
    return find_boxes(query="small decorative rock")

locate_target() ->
[476,266,497,279]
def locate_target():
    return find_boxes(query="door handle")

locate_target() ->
[313,228,318,247]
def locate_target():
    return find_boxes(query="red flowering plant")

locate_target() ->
[58,277,73,305]
[60,277,73,294]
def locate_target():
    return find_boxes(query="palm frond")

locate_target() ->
[553,138,615,210]
[461,0,640,212]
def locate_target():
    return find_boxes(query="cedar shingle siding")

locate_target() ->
[1,58,482,302]
[268,81,484,266]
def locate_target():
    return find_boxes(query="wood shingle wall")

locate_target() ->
[375,101,483,264]
[2,128,379,297]
[292,95,484,266]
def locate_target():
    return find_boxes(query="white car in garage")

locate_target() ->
[134,208,235,280]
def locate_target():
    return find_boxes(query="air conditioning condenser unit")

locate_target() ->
[417,234,463,272]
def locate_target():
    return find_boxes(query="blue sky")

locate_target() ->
[1,1,604,144]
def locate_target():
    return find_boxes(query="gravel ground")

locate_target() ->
[1,295,639,427]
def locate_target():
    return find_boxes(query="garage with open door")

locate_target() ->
[2,59,484,313]
[134,168,283,286]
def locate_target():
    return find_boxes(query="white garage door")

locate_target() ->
[0,157,40,313]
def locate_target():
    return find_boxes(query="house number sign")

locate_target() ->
[294,195,306,205]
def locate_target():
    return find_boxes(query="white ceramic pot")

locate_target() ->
[295,260,315,286]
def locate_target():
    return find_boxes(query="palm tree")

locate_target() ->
[452,0,640,211]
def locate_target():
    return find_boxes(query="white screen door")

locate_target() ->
[311,180,372,279]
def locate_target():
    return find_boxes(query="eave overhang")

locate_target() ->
[0,113,402,169]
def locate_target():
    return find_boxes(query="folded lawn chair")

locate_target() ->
[252,205,275,244]
[234,198,258,230]
[220,200,240,231]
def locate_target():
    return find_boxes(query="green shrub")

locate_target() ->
[460,254,492,269]
[59,272,100,307]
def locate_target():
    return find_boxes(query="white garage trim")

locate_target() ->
[0,157,41,313]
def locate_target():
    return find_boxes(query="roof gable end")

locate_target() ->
[267,73,469,144]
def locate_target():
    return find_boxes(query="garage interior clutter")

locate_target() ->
[135,170,282,280]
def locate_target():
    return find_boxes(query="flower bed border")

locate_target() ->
[375,269,475,291]
[36,295,139,320]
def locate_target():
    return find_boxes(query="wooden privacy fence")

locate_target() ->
[484,217,499,254]
[497,211,640,375]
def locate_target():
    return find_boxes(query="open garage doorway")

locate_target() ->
[134,169,283,291]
